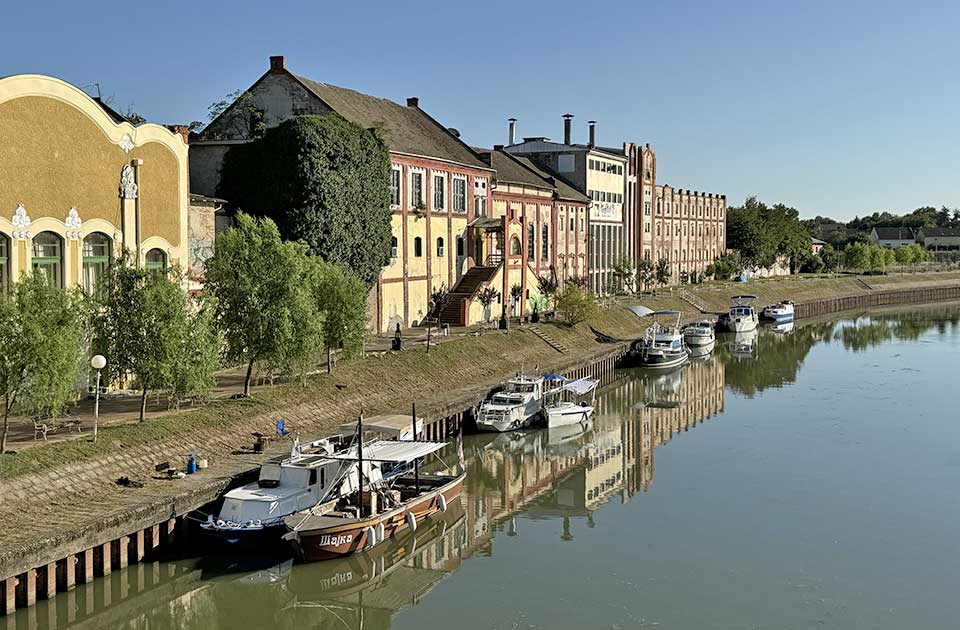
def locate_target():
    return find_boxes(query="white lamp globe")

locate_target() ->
[91,355,107,370]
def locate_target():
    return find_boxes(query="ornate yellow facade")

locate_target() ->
[0,74,189,291]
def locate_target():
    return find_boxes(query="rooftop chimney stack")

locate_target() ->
[588,120,597,148]
[508,117,517,145]
[563,113,573,145]
[406,97,419,107]
[269,56,285,71]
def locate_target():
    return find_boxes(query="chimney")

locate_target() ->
[562,113,573,145]
[507,117,517,145]
[269,56,285,72]
[406,97,419,107]
[165,125,190,144]
[493,144,504,151]
[588,120,597,148]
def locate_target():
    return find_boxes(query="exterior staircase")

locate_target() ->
[677,287,710,313]
[529,325,569,353]
[439,265,499,326]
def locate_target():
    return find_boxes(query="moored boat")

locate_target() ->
[718,295,759,332]
[682,320,716,347]
[283,425,466,562]
[475,373,545,432]
[622,310,689,369]
[541,377,598,429]
[762,300,795,322]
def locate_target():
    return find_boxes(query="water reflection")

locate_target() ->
[24,303,960,630]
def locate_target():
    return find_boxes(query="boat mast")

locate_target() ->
[356,411,364,518]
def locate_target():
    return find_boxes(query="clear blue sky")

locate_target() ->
[4,0,959,221]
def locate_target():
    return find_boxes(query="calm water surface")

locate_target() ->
[19,304,960,629]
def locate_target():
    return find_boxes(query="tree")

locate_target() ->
[611,256,636,294]
[537,273,559,310]
[636,258,654,292]
[205,214,322,396]
[169,297,222,408]
[705,253,739,280]
[0,274,86,454]
[800,254,825,274]
[654,258,670,288]
[509,283,524,315]
[727,197,810,270]
[476,287,500,323]
[555,284,596,326]
[205,90,266,140]
[821,244,843,272]
[93,259,219,421]
[843,242,871,272]
[311,260,368,373]
[218,115,393,286]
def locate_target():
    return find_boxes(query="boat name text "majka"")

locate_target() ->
[318,534,353,547]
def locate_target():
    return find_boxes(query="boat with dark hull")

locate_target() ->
[622,310,690,369]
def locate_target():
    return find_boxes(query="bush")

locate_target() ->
[555,284,596,326]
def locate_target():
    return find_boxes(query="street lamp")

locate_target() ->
[90,355,106,442]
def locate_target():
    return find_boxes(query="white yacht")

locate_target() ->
[762,300,795,323]
[682,320,716,347]
[475,373,546,432]
[719,295,759,332]
[541,377,597,429]
[623,310,689,369]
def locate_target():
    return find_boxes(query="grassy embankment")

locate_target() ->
[0,306,643,481]
[3,269,958,481]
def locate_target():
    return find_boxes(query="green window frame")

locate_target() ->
[82,232,112,294]
[145,248,167,271]
[32,232,63,288]
[0,233,8,291]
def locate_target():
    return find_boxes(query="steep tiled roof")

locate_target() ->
[475,149,554,190]
[293,75,489,170]
[919,227,960,237]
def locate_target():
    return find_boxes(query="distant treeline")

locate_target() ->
[804,206,960,248]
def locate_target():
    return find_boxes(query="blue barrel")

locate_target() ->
[186,456,198,475]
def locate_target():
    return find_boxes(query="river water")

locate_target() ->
[15,304,960,629]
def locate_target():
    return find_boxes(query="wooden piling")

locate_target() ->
[99,542,111,576]
[2,577,14,616]
[79,548,94,584]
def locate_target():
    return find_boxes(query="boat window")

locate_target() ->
[320,468,325,489]
[309,469,317,486]
[258,463,282,488]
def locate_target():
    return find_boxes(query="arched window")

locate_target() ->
[413,237,423,258]
[510,236,522,256]
[0,233,9,291]
[32,232,63,288]
[541,229,549,260]
[527,224,535,258]
[456,236,464,257]
[145,248,167,271]
[390,236,398,258]
[436,237,445,257]
[82,232,112,295]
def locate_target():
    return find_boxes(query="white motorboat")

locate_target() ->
[201,436,384,546]
[687,339,716,361]
[682,320,716,347]
[719,295,759,332]
[762,300,795,322]
[623,309,689,369]
[542,377,598,429]
[731,328,759,358]
[475,373,545,432]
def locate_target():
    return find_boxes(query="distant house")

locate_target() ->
[917,227,960,251]
[869,227,915,248]
[811,237,826,255]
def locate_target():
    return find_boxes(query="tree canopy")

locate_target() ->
[218,114,393,286]
[726,197,811,270]
[0,273,86,453]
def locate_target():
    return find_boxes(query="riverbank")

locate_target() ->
[3,269,960,615]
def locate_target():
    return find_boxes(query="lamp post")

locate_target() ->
[90,355,106,442]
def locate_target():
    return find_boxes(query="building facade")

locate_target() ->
[918,227,960,251]
[505,116,626,293]
[0,74,190,294]
[869,227,916,248]
[190,56,496,333]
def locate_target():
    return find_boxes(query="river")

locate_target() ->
[14,303,960,629]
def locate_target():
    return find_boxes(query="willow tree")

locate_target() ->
[0,273,86,454]
[218,114,392,287]
[205,214,322,395]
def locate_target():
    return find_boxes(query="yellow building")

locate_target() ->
[0,74,190,292]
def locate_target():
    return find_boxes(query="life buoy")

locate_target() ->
[406,511,417,533]
[438,494,448,513]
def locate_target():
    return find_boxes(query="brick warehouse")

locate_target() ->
[190,56,497,333]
